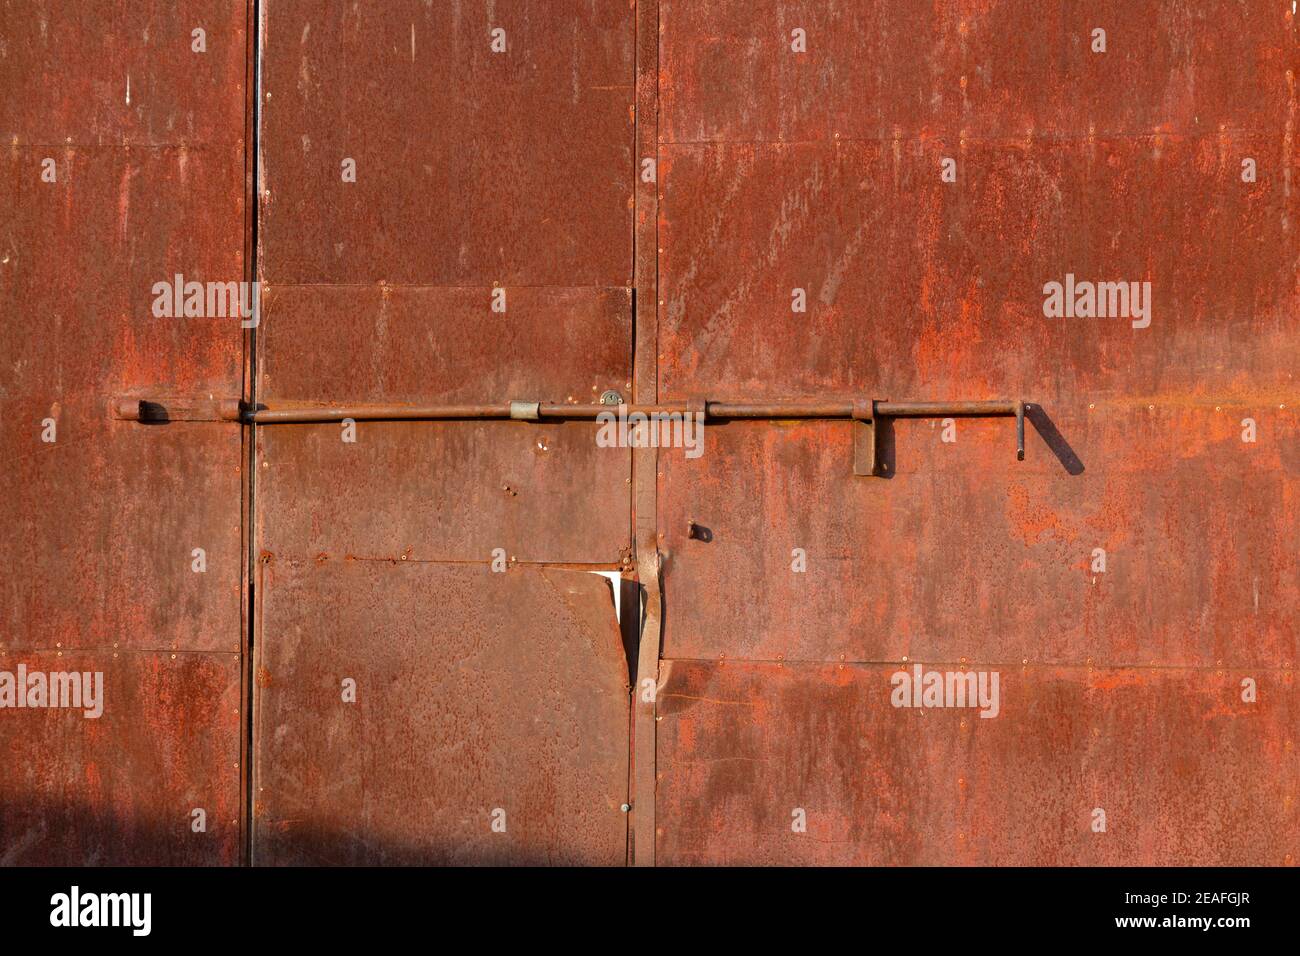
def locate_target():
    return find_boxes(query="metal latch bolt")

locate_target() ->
[116,395,1030,475]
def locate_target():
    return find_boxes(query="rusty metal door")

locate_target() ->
[249,2,636,864]
[6,0,1296,871]
[647,1,1299,865]
[0,1,251,864]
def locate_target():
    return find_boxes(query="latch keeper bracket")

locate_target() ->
[852,399,880,477]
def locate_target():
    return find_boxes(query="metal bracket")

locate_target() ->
[852,399,879,477]
[1015,400,1026,461]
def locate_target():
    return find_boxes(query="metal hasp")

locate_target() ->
[116,395,1030,475]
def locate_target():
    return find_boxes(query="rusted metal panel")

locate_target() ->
[0,144,245,393]
[257,419,630,564]
[0,3,248,863]
[655,660,1299,866]
[0,650,242,865]
[253,1,638,865]
[255,2,637,565]
[0,0,248,147]
[660,410,1299,665]
[652,3,1298,866]
[255,286,633,563]
[259,285,632,405]
[659,1,1293,143]
[0,146,245,656]
[2,413,243,652]
[658,139,1298,402]
[259,0,634,286]
[653,20,1298,661]
[253,559,629,865]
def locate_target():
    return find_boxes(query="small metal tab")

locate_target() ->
[509,401,541,421]
[1016,401,1026,461]
[600,389,623,406]
[852,399,878,477]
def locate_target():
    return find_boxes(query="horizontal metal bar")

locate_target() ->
[116,396,1030,474]
[875,401,1021,418]
[245,402,614,423]
[115,396,1029,425]
[238,399,1025,424]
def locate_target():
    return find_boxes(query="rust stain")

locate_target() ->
[1004,481,1078,547]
